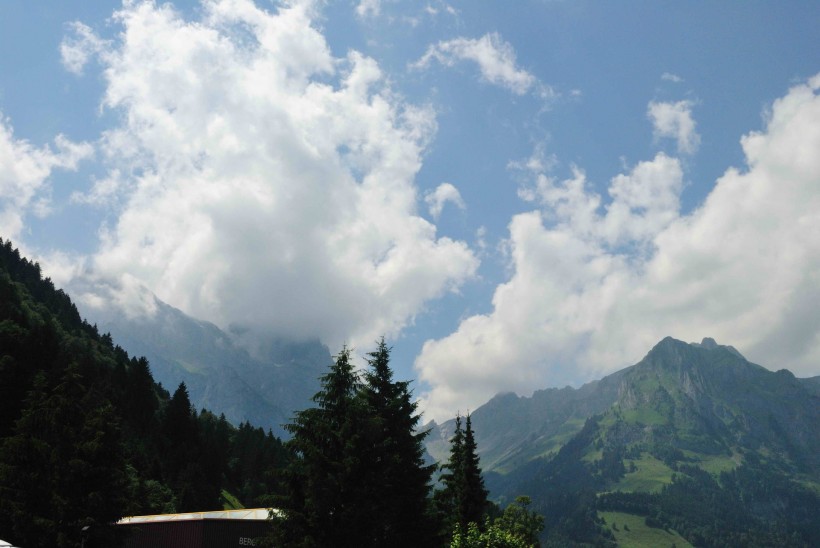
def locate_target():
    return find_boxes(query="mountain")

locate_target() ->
[430,336,820,546]
[79,296,329,438]
[431,337,820,474]
[427,369,626,474]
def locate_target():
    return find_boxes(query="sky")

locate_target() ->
[1,0,819,421]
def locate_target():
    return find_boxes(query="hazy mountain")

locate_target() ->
[426,369,627,474]
[800,375,820,397]
[80,296,329,438]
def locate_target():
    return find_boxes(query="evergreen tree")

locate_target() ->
[277,346,369,546]
[360,338,436,546]
[437,413,489,539]
[461,414,489,527]
[160,382,220,511]
[276,341,436,546]
[436,414,465,535]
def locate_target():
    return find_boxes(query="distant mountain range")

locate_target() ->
[428,337,820,475]
[428,336,820,546]
[78,296,328,438]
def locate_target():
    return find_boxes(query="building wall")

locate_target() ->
[120,519,269,548]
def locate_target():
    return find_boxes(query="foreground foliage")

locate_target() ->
[450,496,545,548]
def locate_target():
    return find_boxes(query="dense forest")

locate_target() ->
[0,239,286,546]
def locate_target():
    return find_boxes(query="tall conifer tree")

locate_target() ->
[435,414,464,534]
[361,338,436,546]
[461,413,489,527]
[277,341,436,546]
[278,346,369,546]
[437,412,489,539]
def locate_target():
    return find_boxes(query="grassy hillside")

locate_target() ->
[600,511,692,548]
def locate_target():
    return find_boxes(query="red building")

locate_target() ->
[118,508,271,547]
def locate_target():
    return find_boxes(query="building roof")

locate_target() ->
[118,508,271,524]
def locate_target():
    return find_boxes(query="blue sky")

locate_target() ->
[1,0,819,419]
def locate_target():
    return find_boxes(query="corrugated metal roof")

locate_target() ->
[118,508,271,524]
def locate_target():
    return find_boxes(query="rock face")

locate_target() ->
[80,297,328,438]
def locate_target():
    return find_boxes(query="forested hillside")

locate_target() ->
[0,239,288,547]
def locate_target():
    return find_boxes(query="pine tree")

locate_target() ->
[277,346,369,546]
[436,414,465,535]
[437,413,489,539]
[276,341,437,546]
[461,413,489,527]
[160,382,220,511]
[360,338,436,546]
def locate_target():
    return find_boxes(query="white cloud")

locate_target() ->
[648,100,700,155]
[661,72,683,83]
[416,75,820,420]
[411,33,544,97]
[355,0,381,19]
[0,116,92,239]
[60,21,109,75]
[425,182,465,219]
[61,0,477,352]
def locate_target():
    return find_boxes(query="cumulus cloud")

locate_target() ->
[61,0,478,351]
[417,75,820,420]
[0,116,92,238]
[411,32,550,98]
[648,100,700,155]
[425,182,465,219]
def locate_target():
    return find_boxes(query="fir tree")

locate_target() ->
[435,414,466,536]
[276,341,436,546]
[437,412,489,539]
[277,346,369,546]
[360,338,436,546]
[160,382,221,511]
[461,413,489,527]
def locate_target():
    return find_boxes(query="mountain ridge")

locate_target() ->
[459,336,820,546]
[77,291,328,437]
[429,336,820,476]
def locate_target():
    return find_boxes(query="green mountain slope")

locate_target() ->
[449,336,820,546]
